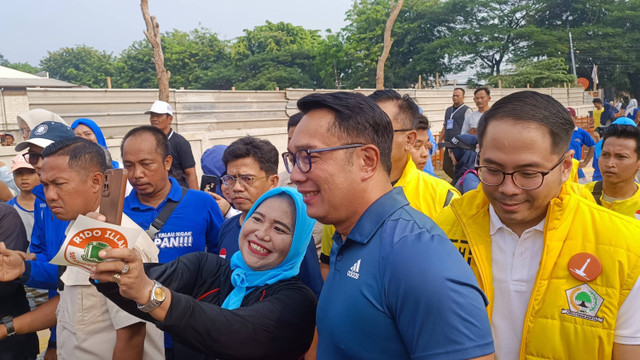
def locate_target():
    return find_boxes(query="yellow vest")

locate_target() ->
[585,181,640,220]
[321,157,460,259]
[435,183,640,359]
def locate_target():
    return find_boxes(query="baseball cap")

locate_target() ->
[145,101,173,116]
[15,121,76,152]
[9,153,35,173]
[438,134,477,151]
[567,107,577,117]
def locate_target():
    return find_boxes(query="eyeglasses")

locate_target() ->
[220,174,267,188]
[475,155,565,190]
[22,152,43,166]
[393,128,414,133]
[282,144,365,173]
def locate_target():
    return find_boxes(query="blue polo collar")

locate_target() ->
[128,177,183,210]
[341,187,409,245]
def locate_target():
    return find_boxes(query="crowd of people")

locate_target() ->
[0,88,639,360]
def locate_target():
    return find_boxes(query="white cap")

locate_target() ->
[145,101,173,116]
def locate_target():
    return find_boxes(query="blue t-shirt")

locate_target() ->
[570,128,596,178]
[124,178,224,263]
[317,188,494,360]
[217,213,324,299]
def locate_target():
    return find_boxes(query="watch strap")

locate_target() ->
[2,316,16,337]
[137,281,164,313]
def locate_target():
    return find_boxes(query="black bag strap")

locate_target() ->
[591,181,603,206]
[443,189,455,208]
[145,187,189,239]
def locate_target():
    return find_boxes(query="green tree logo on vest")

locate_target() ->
[561,284,604,323]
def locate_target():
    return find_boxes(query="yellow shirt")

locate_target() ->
[321,156,460,261]
[585,181,640,220]
[593,108,604,128]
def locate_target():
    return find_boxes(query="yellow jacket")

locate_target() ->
[321,157,460,260]
[585,181,640,220]
[435,183,640,359]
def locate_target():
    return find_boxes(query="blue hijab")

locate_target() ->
[221,187,316,310]
[71,118,119,169]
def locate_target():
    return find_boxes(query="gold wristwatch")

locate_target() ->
[137,281,166,313]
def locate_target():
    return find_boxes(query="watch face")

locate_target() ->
[153,286,166,302]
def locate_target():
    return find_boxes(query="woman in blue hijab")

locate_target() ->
[91,187,317,360]
[71,118,120,169]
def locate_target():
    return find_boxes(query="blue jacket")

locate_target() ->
[20,184,69,290]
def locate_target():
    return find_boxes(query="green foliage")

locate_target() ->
[40,45,115,88]
[0,53,9,66]
[116,28,234,89]
[7,62,40,74]
[232,21,323,90]
[488,57,576,88]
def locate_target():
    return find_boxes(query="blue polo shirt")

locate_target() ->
[317,187,494,360]
[217,213,323,298]
[124,178,224,263]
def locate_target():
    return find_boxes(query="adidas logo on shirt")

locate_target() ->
[347,259,361,279]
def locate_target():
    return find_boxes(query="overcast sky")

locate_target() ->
[1,0,352,65]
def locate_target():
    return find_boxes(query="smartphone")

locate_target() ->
[200,174,218,193]
[100,169,128,225]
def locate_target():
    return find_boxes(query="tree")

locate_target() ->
[488,57,576,88]
[116,28,233,90]
[0,53,9,66]
[40,45,115,87]
[575,291,591,309]
[376,0,404,89]
[428,0,543,80]
[231,21,323,90]
[141,0,170,101]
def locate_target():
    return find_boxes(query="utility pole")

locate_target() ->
[569,32,577,79]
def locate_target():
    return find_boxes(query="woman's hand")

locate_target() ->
[90,248,154,305]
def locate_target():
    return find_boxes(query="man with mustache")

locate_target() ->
[120,126,225,358]
[436,91,640,359]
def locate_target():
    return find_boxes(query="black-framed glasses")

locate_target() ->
[282,144,365,173]
[475,155,565,190]
[220,174,267,188]
[22,152,43,166]
[393,128,414,133]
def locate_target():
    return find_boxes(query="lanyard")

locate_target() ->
[449,105,464,120]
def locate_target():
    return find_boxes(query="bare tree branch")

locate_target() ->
[376,0,405,89]
[141,0,170,102]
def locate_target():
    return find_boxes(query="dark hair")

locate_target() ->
[288,112,304,131]
[42,137,108,175]
[602,124,640,158]
[416,114,430,131]
[474,87,490,96]
[594,127,606,137]
[223,136,279,175]
[368,89,419,130]
[593,98,603,104]
[477,91,574,155]
[297,92,393,174]
[454,87,466,95]
[120,126,170,158]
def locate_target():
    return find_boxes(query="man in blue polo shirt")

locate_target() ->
[121,126,224,359]
[122,125,224,263]
[284,92,494,359]
[216,136,323,298]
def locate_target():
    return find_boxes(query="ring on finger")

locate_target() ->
[112,273,121,284]
[121,262,130,274]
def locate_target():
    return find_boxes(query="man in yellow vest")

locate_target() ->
[436,91,640,359]
[586,124,640,219]
[319,90,460,275]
